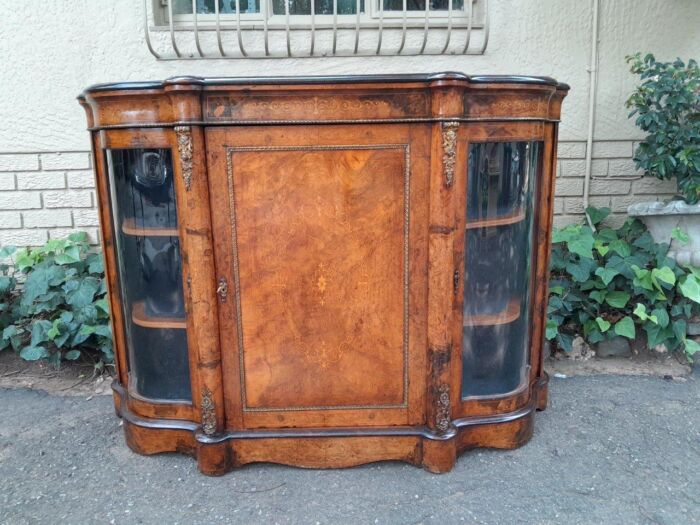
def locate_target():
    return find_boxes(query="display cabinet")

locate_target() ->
[79,73,567,474]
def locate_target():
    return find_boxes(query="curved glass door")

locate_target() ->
[106,149,191,401]
[461,141,541,398]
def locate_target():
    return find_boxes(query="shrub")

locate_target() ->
[547,207,700,361]
[626,53,700,203]
[0,232,112,367]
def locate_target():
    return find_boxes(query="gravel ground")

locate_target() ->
[0,374,698,525]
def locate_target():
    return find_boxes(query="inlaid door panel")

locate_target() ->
[206,125,429,429]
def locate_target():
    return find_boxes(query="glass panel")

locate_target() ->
[272,0,365,15]
[461,142,540,399]
[173,0,261,15]
[382,0,464,11]
[106,149,191,401]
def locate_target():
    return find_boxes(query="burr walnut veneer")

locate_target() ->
[79,73,568,475]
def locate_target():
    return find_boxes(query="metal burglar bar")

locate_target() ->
[144,0,488,58]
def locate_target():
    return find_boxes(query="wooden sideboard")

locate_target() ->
[79,73,568,474]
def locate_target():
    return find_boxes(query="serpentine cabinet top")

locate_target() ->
[78,72,570,130]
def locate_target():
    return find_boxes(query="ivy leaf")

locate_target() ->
[64,349,81,360]
[0,275,15,295]
[14,250,35,272]
[679,274,700,304]
[631,265,654,291]
[644,324,672,348]
[47,319,61,340]
[545,320,558,340]
[673,319,687,343]
[595,267,619,286]
[556,333,574,353]
[589,290,607,304]
[614,316,636,339]
[594,240,610,257]
[671,227,690,245]
[605,291,630,308]
[587,328,605,344]
[609,239,632,258]
[20,345,49,361]
[586,206,610,226]
[22,265,64,304]
[0,245,17,258]
[651,267,676,288]
[65,277,100,308]
[55,252,80,265]
[566,262,592,282]
[651,308,670,328]
[94,298,110,315]
[685,339,700,356]
[597,228,618,243]
[30,320,52,347]
[68,232,88,243]
[88,256,104,274]
[595,316,611,332]
[633,303,657,323]
[568,235,595,260]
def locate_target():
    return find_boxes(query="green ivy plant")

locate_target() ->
[626,53,700,203]
[0,232,112,367]
[547,207,700,360]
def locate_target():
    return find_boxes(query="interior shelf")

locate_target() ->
[465,209,526,230]
[132,301,186,330]
[464,297,521,327]
[122,217,179,237]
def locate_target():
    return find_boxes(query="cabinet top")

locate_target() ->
[81,72,569,96]
[79,72,569,130]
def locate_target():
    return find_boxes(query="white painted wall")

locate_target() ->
[0,0,699,244]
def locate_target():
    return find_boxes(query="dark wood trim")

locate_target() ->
[113,377,548,475]
[82,73,568,95]
[86,117,562,132]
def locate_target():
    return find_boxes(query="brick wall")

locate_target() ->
[0,141,677,248]
[0,151,100,247]
[554,140,675,228]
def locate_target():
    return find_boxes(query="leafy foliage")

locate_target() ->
[0,233,112,367]
[547,207,700,360]
[625,53,700,203]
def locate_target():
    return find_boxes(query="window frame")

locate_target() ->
[159,0,480,29]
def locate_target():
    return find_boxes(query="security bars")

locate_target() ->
[144,0,489,58]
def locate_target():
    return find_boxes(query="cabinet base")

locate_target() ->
[113,375,548,475]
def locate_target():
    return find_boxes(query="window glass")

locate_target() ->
[173,0,261,15]
[272,0,364,15]
[382,0,464,11]
[106,149,191,401]
[461,142,540,398]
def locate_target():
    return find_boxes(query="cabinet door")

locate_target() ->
[206,125,429,429]
[103,143,191,403]
[459,138,542,400]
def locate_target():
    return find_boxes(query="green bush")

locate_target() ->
[0,232,112,367]
[547,207,700,361]
[626,53,700,203]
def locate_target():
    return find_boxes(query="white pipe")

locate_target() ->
[583,0,600,229]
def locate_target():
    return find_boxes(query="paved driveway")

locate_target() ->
[0,374,698,524]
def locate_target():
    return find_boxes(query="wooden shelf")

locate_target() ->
[465,209,526,230]
[464,297,521,327]
[131,301,186,330]
[122,217,178,237]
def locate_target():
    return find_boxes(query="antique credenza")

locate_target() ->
[79,73,568,474]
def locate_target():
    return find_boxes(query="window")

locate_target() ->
[146,0,488,58]
[170,0,465,16]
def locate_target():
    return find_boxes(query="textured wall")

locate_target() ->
[0,152,99,246]
[0,0,699,245]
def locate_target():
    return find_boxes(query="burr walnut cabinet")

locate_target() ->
[79,73,568,475]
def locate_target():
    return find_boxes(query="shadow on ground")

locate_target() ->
[0,374,698,524]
